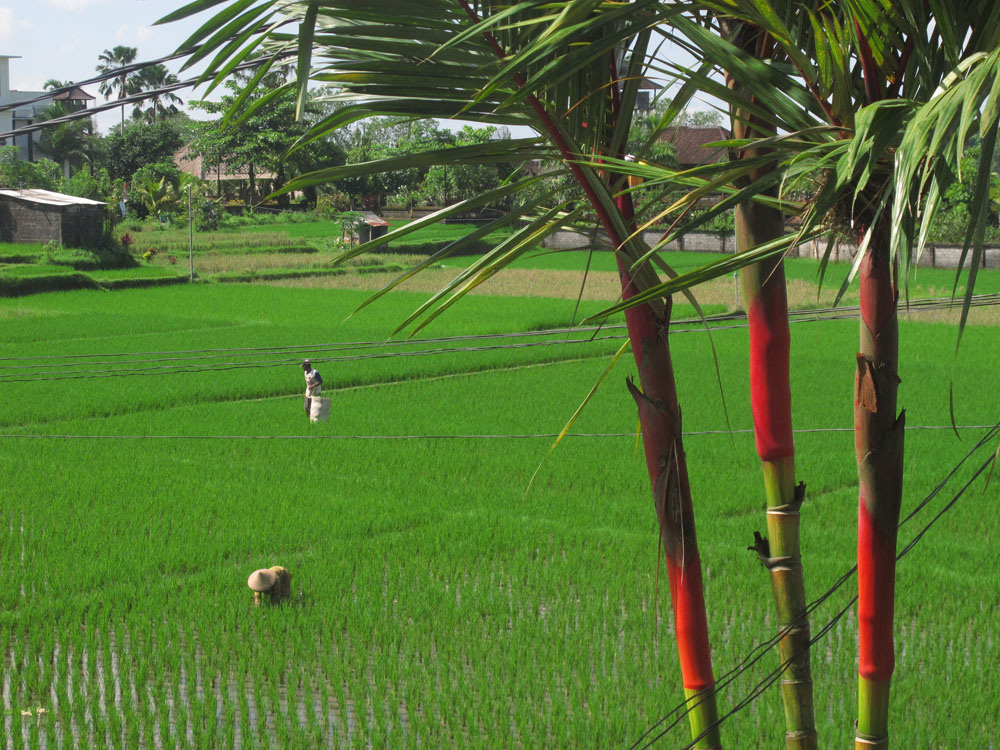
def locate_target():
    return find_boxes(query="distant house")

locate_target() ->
[174,144,276,199]
[0,55,94,163]
[0,189,106,248]
[635,77,663,113]
[659,126,730,169]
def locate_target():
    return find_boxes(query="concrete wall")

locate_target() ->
[540,229,998,271]
[0,197,62,245]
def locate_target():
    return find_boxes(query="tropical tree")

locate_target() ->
[103,118,187,181]
[159,0,1000,747]
[720,19,815,750]
[160,1,726,746]
[96,45,140,130]
[35,101,95,179]
[598,4,1000,747]
[190,72,345,205]
[131,64,183,123]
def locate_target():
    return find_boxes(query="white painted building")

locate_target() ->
[0,55,94,164]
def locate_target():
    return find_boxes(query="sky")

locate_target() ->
[0,0,214,133]
[0,0,713,137]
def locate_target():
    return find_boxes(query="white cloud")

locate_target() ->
[42,0,108,10]
[0,7,33,40]
[137,25,156,43]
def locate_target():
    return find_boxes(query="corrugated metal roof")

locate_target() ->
[0,188,106,207]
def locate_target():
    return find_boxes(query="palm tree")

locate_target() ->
[36,101,94,179]
[593,3,1000,746]
[159,0,1000,746]
[160,0,726,746]
[721,19,816,749]
[96,45,139,130]
[131,64,183,123]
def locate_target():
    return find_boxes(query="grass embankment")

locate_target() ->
[0,220,518,295]
[0,283,997,748]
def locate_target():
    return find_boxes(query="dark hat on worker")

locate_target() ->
[248,568,277,592]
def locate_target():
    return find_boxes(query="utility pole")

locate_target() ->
[188,184,194,281]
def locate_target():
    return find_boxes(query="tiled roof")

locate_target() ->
[659,126,730,167]
[174,144,276,181]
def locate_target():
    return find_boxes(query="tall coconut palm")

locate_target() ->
[159,0,724,746]
[132,63,183,123]
[96,45,140,130]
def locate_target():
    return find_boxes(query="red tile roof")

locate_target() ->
[659,126,730,168]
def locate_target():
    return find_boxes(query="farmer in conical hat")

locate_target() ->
[248,566,292,605]
[302,359,323,419]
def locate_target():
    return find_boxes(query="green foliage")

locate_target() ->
[189,73,346,205]
[103,119,186,182]
[62,164,114,203]
[0,146,63,191]
[35,102,96,176]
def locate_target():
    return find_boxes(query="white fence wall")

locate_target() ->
[540,230,998,270]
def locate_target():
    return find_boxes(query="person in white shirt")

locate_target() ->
[302,359,323,418]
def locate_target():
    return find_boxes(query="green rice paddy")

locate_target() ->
[1,276,997,748]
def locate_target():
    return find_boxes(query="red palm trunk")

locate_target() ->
[457,5,721,743]
[854,239,904,750]
[725,22,816,745]
[617,193,721,749]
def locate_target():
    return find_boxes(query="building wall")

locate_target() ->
[61,205,105,249]
[0,57,50,161]
[541,228,998,271]
[0,196,63,245]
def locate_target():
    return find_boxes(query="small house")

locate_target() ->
[659,126,731,169]
[359,212,390,244]
[0,188,106,248]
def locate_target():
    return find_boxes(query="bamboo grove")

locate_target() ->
[154,0,1000,747]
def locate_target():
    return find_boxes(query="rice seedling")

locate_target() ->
[0,282,997,747]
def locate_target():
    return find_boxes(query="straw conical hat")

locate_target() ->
[248,568,277,591]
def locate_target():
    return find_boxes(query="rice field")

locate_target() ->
[1,276,998,749]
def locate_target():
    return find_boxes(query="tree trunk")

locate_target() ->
[724,21,817,748]
[740,244,816,750]
[617,193,722,750]
[854,235,904,750]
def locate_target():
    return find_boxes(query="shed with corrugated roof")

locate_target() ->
[0,188,106,248]
[359,212,390,244]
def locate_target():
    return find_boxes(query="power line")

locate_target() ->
[0,336,628,383]
[0,50,297,137]
[3,292,997,383]
[0,424,994,441]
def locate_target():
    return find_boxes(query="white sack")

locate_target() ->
[310,397,331,423]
